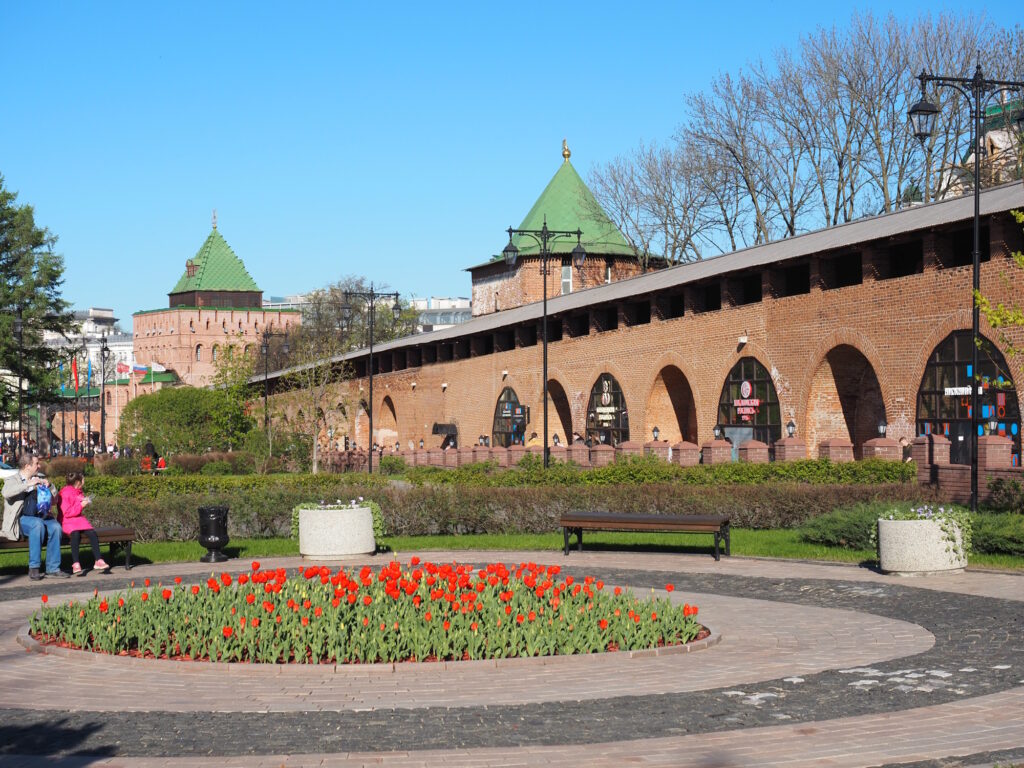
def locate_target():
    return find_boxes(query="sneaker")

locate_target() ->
[72,564,85,577]
[29,568,43,581]
[46,570,71,579]
[93,560,110,573]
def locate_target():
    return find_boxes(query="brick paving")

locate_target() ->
[0,551,1021,767]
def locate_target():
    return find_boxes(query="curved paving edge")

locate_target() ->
[0,562,1019,758]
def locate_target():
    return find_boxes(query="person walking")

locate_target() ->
[1,454,69,580]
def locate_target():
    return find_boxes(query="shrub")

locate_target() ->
[169,454,206,474]
[404,456,914,488]
[378,456,407,476]
[986,478,1024,514]
[93,456,140,477]
[71,474,936,543]
[41,457,89,479]
[798,503,889,550]
[200,461,234,476]
[973,512,1024,556]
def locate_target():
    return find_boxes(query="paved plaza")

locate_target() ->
[0,551,1021,767]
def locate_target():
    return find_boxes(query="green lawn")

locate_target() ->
[2,529,1021,574]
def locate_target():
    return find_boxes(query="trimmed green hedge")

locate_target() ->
[81,477,936,542]
[403,455,915,487]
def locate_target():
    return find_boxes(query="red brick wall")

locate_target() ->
[274,219,1024,458]
[133,308,300,387]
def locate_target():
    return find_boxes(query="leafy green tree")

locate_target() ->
[117,386,251,454]
[209,335,257,450]
[0,175,77,434]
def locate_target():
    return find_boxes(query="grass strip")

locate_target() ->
[1,530,1020,574]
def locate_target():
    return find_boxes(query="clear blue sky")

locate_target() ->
[1,1,1016,327]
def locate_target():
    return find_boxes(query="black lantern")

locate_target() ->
[198,505,230,563]
[419,438,424,449]
[502,238,519,267]
[713,425,722,440]
[989,416,999,434]
[652,426,660,442]
[907,94,940,144]
[786,420,796,438]
[877,419,887,437]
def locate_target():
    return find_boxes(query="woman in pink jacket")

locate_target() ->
[58,472,109,575]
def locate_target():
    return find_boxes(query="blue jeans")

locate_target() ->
[20,516,63,572]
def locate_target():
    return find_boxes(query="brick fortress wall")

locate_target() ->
[271,210,1024,462]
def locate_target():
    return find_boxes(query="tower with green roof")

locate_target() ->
[468,141,651,316]
[131,215,300,388]
[168,222,263,309]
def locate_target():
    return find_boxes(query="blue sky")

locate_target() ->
[1,1,1017,326]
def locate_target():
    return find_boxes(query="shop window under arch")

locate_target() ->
[916,331,1020,466]
[586,373,629,446]
[717,357,781,451]
[492,387,528,447]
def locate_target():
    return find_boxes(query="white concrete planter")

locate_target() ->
[298,506,376,559]
[877,518,966,576]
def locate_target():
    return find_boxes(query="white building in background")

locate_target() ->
[410,297,472,333]
[263,294,311,312]
[43,307,135,382]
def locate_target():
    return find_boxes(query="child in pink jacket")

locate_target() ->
[58,472,109,575]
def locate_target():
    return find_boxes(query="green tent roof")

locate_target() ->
[169,229,261,294]
[504,154,635,259]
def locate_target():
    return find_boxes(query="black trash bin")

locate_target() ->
[198,505,230,563]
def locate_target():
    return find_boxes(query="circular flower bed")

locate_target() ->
[30,559,703,663]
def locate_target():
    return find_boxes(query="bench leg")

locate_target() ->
[713,532,721,561]
[575,527,583,553]
[563,527,570,556]
[124,541,134,570]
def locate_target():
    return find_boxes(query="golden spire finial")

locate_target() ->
[562,139,571,162]
[212,209,217,229]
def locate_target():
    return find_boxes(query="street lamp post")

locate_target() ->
[502,219,586,468]
[908,64,1024,512]
[343,284,401,475]
[13,309,23,459]
[260,328,290,431]
[99,336,111,453]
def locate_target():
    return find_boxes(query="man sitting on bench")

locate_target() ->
[1,454,71,580]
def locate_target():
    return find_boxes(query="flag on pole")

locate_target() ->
[132,364,148,375]
[87,358,92,390]
[150,361,167,372]
[116,362,130,374]
[72,358,79,394]
[59,362,65,394]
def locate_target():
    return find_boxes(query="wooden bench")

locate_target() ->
[0,526,136,569]
[560,512,730,561]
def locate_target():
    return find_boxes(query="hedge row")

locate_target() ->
[798,502,1024,556]
[85,481,937,542]
[403,455,915,487]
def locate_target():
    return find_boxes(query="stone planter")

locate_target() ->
[298,506,376,559]
[877,518,966,576]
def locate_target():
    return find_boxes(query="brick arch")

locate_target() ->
[580,362,634,445]
[798,329,894,422]
[377,395,398,448]
[711,344,781,431]
[803,344,887,459]
[642,351,702,445]
[904,309,1023,412]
